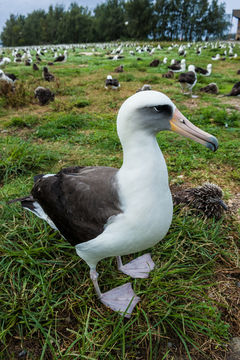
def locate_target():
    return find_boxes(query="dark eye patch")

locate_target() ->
[154,105,172,115]
[154,105,172,113]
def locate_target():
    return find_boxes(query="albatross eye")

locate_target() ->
[153,104,173,116]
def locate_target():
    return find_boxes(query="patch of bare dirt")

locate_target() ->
[80,51,101,56]
[221,97,240,111]
[181,97,202,109]
[209,269,240,336]
[227,337,240,360]
[227,193,240,221]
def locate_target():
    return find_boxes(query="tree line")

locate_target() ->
[0,0,231,46]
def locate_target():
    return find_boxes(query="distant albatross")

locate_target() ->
[225,82,240,96]
[0,70,17,85]
[168,59,186,72]
[105,75,120,90]
[42,67,55,82]
[54,50,67,63]
[178,65,197,98]
[10,91,218,317]
[195,64,212,76]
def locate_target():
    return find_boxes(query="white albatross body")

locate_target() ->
[76,117,173,267]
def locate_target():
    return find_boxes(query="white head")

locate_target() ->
[188,65,195,72]
[117,90,218,152]
[107,75,112,80]
[207,64,212,70]
[180,59,186,71]
[141,84,152,91]
[117,91,174,141]
[35,86,45,92]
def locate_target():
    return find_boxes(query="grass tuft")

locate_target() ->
[0,136,59,183]
[0,81,33,108]
[5,115,40,129]
[35,113,91,139]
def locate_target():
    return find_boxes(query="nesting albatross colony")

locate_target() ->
[0,41,240,359]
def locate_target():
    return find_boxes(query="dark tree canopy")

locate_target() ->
[125,0,154,39]
[0,0,231,46]
[93,0,126,41]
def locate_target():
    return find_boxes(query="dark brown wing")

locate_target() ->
[105,79,113,86]
[31,166,121,245]
[54,56,64,62]
[112,78,119,86]
[168,64,180,71]
[232,82,240,89]
[195,67,207,75]
[179,71,196,84]
[200,83,218,94]
[6,73,17,81]
[150,59,159,67]
[228,82,240,96]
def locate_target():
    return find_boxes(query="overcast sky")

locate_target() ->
[0,0,239,36]
[0,0,103,34]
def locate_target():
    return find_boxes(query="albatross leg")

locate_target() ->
[180,83,185,94]
[190,86,198,98]
[90,269,140,318]
[116,253,155,279]
[181,83,190,95]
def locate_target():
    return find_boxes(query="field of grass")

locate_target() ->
[0,41,240,360]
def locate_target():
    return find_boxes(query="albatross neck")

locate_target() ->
[120,129,167,175]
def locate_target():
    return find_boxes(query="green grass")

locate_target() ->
[34,113,91,140]
[6,115,40,128]
[0,136,59,183]
[0,41,240,360]
[197,107,240,127]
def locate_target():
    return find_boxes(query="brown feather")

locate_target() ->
[29,166,121,245]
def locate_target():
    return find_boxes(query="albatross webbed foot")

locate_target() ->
[100,283,140,318]
[117,253,155,279]
[90,269,140,318]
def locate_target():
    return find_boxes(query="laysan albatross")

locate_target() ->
[195,64,212,77]
[178,65,197,98]
[10,91,218,317]
[105,75,120,90]
[54,50,67,63]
